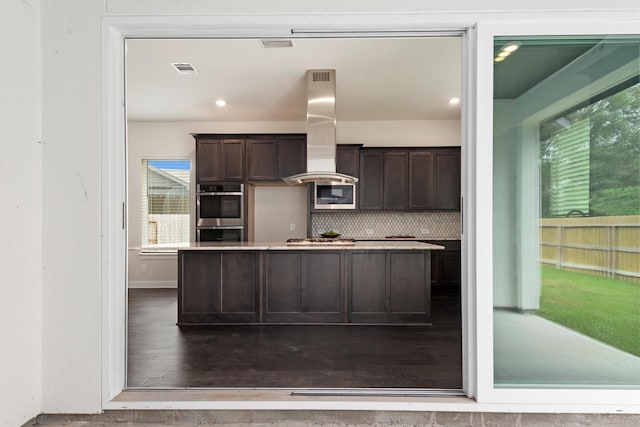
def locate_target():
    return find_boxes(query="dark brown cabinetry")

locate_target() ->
[359,151,384,209]
[409,151,434,209]
[178,251,259,323]
[195,137,245,182]
[178,247,433,325]
[264,251,344,323]
[350,251,431,323]
[246,135,306,182]
[359,150,409,210]
[424,240,461,286]
[383,151,409,210]
[276,136,307,180]
[360,147,460,211]
[245,138,277,181]
[336,144,361,178]
[433,150,461,210]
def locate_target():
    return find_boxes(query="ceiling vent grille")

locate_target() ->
[312,71,332,82]
[171,62,198,75]
[261,39,293,48]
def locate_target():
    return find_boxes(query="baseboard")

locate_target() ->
[128,280,177,289]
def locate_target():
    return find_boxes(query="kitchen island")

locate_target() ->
[177,241,443,325]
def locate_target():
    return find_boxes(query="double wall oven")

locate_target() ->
[196,183,244,242]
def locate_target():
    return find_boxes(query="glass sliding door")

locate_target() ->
[492,36,640,388]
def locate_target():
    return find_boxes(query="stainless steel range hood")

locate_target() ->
[283,70,359,185]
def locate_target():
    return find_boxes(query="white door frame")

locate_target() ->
[100,11,639,412]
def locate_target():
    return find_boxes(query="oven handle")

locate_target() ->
[197,192,244,196]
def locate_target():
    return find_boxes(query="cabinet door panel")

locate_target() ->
[336,145,360,178]
[277,138,306,179]
[247,139,277,181]
[383,152,408,209]
[351,252,387,313]
[196,140,221,182]
[439,251,461,285]
[266,252,301,313]
[180,252,220,313]
[434,151,460,210]
[390,252,427,313]
[221,139,245,181]
[409,151,435,210]
[359,152,384,210]
[220,253,256,313]
[303,252,341,313]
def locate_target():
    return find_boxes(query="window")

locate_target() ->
[141,159,191,248]
[492,36,639,389]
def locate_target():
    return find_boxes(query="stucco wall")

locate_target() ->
[0,1,42,426]
[41,0,105,415]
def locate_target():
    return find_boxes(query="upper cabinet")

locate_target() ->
[360,147,460,211]
[195,137,245,182]
[409,151,435,209]
[383,151,409,210]
[360,150,408,210]
[245,138,277,181]
[195,134,306,184]
[432,150,461,210]
[336,144,362,178]
[246,135,306,182]
[275,135,307,181]
[359,151,384,210]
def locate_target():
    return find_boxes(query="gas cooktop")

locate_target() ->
[286,238,356,246]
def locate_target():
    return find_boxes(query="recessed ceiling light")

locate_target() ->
[497,51,511,58]
[494,56,506,62]
[503,43,521,53]
[215,99,226,107]
[449,97,460,105]
[261,39,293,48]
[171,62,197,75]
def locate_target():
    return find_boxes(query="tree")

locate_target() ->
[540,83,640,217]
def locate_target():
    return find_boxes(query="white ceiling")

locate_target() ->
[126,37,461,122]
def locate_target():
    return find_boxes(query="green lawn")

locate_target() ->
[538,267,640,357]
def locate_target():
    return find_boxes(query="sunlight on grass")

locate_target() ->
[538,267,640,357]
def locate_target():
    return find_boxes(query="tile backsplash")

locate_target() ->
[311,211,461,239]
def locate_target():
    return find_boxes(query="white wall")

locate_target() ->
[338,120,460,146]
[253,186,308,241]
[0,1,42,426]
[31,0,640,417]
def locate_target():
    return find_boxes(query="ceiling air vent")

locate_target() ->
[261,39,293,48]
[312,71,331,82]
[171,62,198,75]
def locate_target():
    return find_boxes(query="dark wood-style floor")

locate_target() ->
[127,286,462,389]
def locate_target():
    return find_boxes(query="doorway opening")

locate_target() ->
[125,36,464,391]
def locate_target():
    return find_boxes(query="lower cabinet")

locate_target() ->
[178,251,259,324]
[178,249,433,325]
[424,240,461,286]
[264,251,345,323]
[350,251,431,323]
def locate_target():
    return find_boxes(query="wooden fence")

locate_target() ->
[540,216,640,284]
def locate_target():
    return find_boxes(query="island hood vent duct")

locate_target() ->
[283,70,359,185]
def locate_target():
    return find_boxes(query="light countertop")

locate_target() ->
[178,241,445,251]
[349,236,461,241]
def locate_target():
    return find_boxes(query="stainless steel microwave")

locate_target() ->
[314,182,356,210]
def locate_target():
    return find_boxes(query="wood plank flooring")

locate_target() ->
[127,285,461,389]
